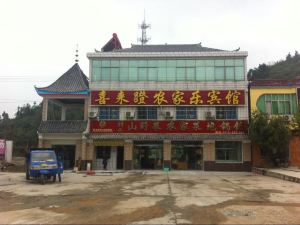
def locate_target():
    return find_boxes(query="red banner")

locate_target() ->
[90,120,248,134]
[91,90,245,106]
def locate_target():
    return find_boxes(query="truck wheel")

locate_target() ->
[41,174,46,185]
[58,173,61,182]
[26,170,30,180]
[52,175,56,182]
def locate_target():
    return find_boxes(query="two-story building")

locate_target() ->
[86,34,251,171]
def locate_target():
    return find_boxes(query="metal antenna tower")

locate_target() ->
[138,11,151,45]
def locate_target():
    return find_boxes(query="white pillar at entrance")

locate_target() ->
[61,106,66,121]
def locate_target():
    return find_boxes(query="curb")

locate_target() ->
[252,167,300,183]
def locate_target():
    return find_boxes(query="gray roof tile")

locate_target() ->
[38,120,87,133]
[35,63,89,94]
[115,44,225,53]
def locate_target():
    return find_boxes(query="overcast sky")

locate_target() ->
[0,0,299,117]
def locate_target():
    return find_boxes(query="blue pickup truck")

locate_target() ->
[26,149,63,184]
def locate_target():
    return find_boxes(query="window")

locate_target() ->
[215,141,242,162]
[176,107,197,119]
[216,107,237,119]
[257,94,296,115]
[98,107,119,119]
[91,59,245,82]
[137,107,157,119]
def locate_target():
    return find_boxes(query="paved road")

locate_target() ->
[0,171,300,224]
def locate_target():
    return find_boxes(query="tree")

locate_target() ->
[249,111,291,166]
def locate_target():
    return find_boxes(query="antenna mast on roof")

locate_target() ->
[138,10,151,45]
[75,44,79,63]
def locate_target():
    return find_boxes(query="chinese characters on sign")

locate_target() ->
[90,120,248,134]
[91,90,245,106]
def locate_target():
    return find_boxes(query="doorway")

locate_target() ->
[133,141,163,170]
[52,145,76,170]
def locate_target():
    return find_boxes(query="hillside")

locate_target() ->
[248,51,300,80]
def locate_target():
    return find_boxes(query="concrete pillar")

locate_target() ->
[242,141,251,162]
[203,140,215,171]
[81,138,87,160]
[61,106,66,121]
[86,141,94,161]
[84,98,88,120]
[163,140,171,169]
[124,140,133,170]
[42,97,48,121]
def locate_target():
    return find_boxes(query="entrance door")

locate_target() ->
[171,142,203,170]
[117,146,124,169]
[133,141,163,170]
[52,145,76,170]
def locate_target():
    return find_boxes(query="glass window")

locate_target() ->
[99,107,119,119]
[167,60,176,67]
[196,67,206,81]
[177,60,185,67]
[167,68,176,80]
[225,59,234,66]
[186,60,195,67]
[215,141,242,162]
[138,60,147,67]
[225,67,235,80]
[102,60,110,67]
[196,60,205,66]
[176,106,197,119]
[235,67,244,80]
[186,68,195,80]
[138,68,147,81]
[216,106,237,119]
[235,59,244,66]
[129,68,138,81]
[129,60,139,67]
[120,68,129,81]
[148,60,158,67]
[92,68,101,81]
[137,106,157,119]
[120,60,128,67]
[176,68,185,81]
[215,67,225,80]
[215,60,224,66]
[158,68,167,81]
[158,60,166,68]
[148,68,158,80]
[111,60,119,67]
[205,60,214,66]
[206,67,214,81]
[92,60,101,67]
[111,68,119,81]
[257,94,296,115]
[101,68,110,81]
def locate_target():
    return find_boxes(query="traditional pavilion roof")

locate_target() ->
[38,120,88,133]
[115,44,225,53]
[35,63,89,96]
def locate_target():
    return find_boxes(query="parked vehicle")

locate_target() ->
[26,148,63,184]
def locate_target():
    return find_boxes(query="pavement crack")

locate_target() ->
[166,173,178,225]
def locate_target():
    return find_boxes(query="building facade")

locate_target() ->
[250,79,300,167]
[86,35,251,171]
[36,34,251,171]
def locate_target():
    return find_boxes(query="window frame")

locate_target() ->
[215,141,243,163]
[98,106,119,120]
[137,106,158,120]
[176,106,197,120]
[215,106,237,120]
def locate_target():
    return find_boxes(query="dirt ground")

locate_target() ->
[0,171,300,224]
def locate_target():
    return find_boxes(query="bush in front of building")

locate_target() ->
[250,110,291,167]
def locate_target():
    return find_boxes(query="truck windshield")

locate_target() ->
[32,152,56,162]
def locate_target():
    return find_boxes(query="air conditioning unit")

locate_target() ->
[125,111,135,119]
[205,111,215,120]
[165,111,173,119]
[88,112,97,118]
